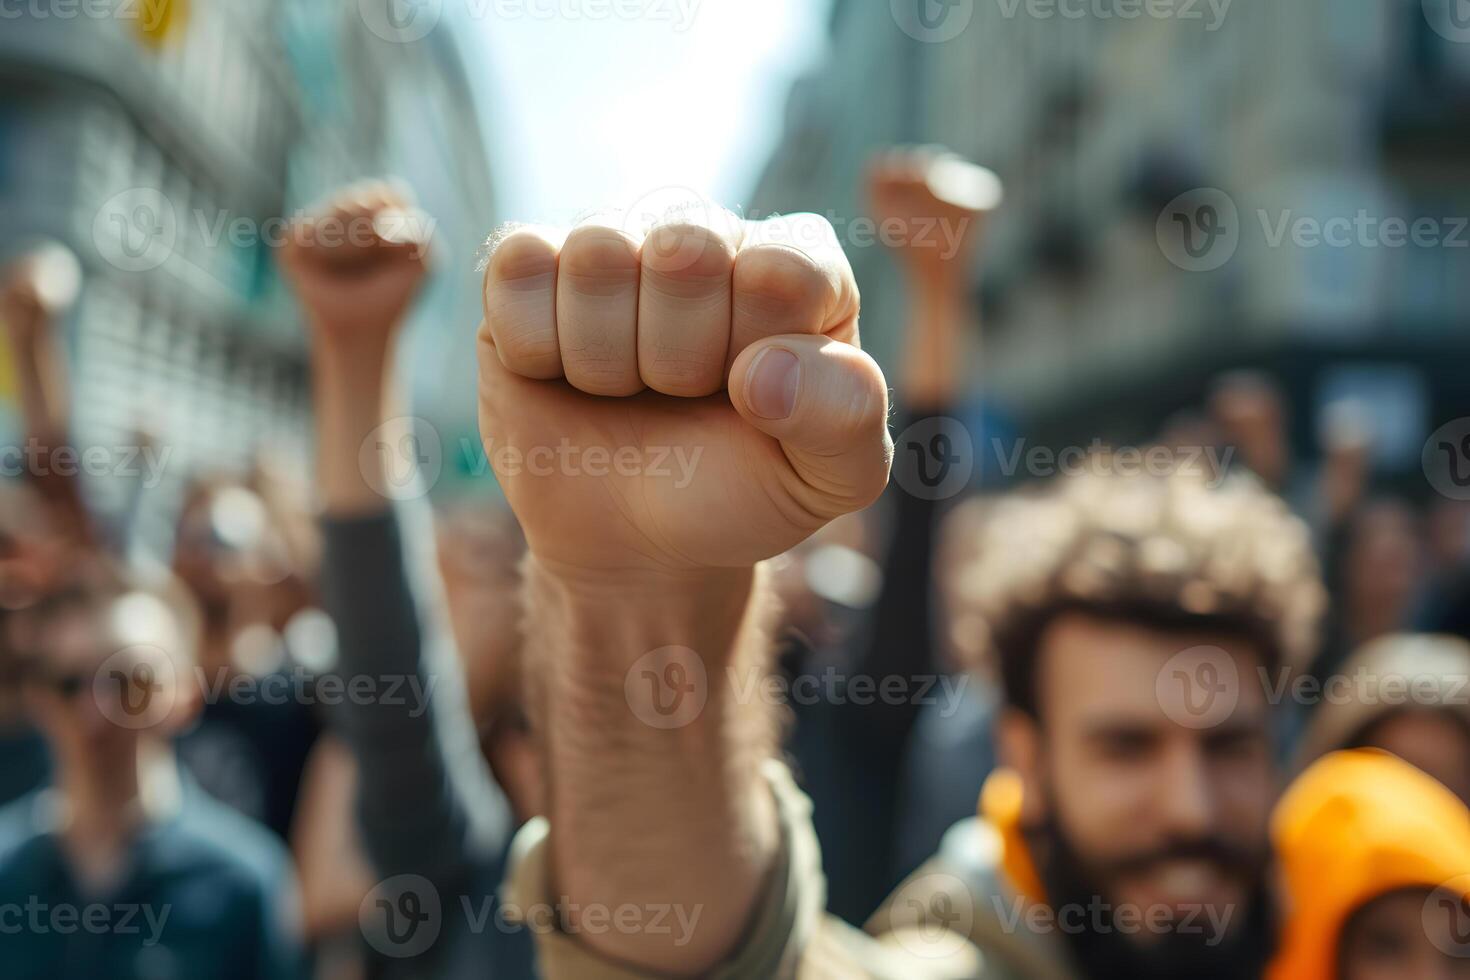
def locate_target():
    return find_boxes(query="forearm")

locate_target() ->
[5,317,68,441]
[527,558,781,976]
[899,279,973,412]
[310,330,397,518]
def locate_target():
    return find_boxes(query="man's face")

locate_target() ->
[1340,888,1470,980]
[18,593,191,760]
[1004,612,1276,960]
[1359,711,1470,806]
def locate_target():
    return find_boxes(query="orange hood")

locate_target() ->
[980,767,1047,904]
[1267,749,1470,980]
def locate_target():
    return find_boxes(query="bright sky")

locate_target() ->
[471,0,833,226]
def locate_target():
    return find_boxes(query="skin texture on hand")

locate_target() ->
[479,207,892,975]
[478,211,892,573]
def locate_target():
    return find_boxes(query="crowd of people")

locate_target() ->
[1,147,1468,980]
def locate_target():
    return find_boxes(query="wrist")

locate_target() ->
[527,556,758,670]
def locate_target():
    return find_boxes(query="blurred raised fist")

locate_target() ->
[279,180,433,342]
[1,243,82,342]
[866,146,1002,280]
[477,208,893,573]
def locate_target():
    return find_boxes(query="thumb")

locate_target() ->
[729,334,893,519]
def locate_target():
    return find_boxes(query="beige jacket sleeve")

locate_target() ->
[500,759,824,979]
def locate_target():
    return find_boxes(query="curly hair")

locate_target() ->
[948,458,1327,717]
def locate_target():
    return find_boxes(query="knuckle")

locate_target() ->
[487,228,558,286]
[641,221,737,281]
[734,246,831,324]
[561,226,641,294]
[640,344,723,396]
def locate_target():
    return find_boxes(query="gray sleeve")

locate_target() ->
[319,506,514,888]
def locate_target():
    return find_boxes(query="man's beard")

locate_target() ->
[1029,819,1277,980]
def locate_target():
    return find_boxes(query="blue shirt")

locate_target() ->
[0,779,307,980]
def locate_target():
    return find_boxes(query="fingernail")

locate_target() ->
[747,348,800,421]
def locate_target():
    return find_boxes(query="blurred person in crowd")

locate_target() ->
[0,244,96,552]
[1315,497,1426,681]
[1267,750,1470,980]
[1210,371,1295,501]
[282,180,533,978]
[1293,634,1470,805]
[1417,499,1470,643]
[2,248,93,809]
[435,502,544,822]
[790,146,1003,920]
[0,566,305,979]
[0,485,65,806]
[473,189,1327,978]
[169,475,324,842]
[859,466,1325,980]
[290,734,381,980]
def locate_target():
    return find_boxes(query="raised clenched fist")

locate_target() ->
[279,180,433,340]
[1,243,81,343]
[866,146,1002,279]
[477,208,893,573]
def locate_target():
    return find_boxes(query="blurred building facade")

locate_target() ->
[0,0,497,549]
[753,0,1470,466]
